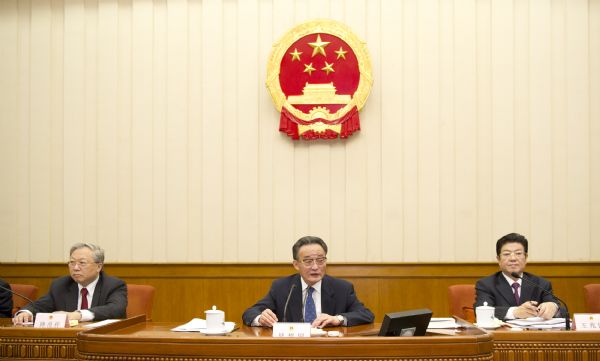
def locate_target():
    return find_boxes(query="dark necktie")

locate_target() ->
[80,288,89,310]
[304,287,316,323]
[511,282,520,305]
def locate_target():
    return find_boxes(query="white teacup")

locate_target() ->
[205,305,225,331]
[476,302,495,327]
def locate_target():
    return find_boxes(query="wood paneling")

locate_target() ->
[0,319,81,360]
[4,316,600,361]
[492,328,600,361]
[0,317,494,361]
[1,263,598,323]
[0,0,599,263]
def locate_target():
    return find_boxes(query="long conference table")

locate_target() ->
[1,316,599,361]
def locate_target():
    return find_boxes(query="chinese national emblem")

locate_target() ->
[266,19,373,140]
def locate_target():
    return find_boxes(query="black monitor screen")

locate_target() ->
[378,308,433,337]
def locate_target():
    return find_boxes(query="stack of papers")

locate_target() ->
[506,317,566,329]
[428,317,460,329]
[171,318,236,333]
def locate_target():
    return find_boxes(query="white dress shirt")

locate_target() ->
[78,275,100,321]
[251,278,323,326]
[502,273,522,320]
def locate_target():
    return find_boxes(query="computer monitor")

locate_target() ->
[378,308,433,336]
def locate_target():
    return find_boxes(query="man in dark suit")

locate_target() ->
[475,233,561,320]
[13,243,127,324]
[242,236,374,328]
[0,278,13,317]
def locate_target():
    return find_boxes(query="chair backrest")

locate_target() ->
[583,284,600,313]
[10,284,39,316]
[447,284,476,323]
[126,284,155,321]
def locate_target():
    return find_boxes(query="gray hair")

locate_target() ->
[70,243,105,264]
[292,236,328,260]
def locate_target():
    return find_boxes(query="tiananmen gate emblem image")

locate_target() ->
[266,19,373,140]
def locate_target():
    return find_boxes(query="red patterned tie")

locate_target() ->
[511,282,520,305]
[80,288,89,310]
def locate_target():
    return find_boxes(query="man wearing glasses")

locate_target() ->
[474,233,561,320]
[13,243,127,324]
[242,236,374,328]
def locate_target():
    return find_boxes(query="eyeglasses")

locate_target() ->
[68,260,96,268]
[300,257,327,266]
[500,251,526,259]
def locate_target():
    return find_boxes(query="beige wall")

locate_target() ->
[0,0,599,263]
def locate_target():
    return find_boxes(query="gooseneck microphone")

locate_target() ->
[282,283,296,322]
[511,272,570,330]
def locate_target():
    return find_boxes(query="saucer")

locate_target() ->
[200,328,230,335]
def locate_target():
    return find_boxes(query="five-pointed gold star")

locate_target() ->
[308,34,331,57]
[335,46,347,60]
[321,62,335,75]
[304,63,316,75]
[289,48,302,62]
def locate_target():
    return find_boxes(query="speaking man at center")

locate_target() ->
[242,236,374,328]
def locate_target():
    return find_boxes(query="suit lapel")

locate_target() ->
[91,273,103,307]
[66,282,79,311]
[320,276,335,315]
[519,273,536,302]
[495,273,518,306]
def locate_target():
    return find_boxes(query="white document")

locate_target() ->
[427,317,460,329]
[171,318,235,332]
[83,319,120,329]
[506,317,566,328]
[171,318,206,331]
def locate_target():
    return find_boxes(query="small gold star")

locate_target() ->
[308,34,330,57]
[303,63,316,75]
[335,47,347,60]
[289,48,302,62]
[321,62,335,75]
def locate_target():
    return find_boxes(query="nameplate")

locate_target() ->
[34,313,69,328]
[272,322,311,337]
[573,313,600,331]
